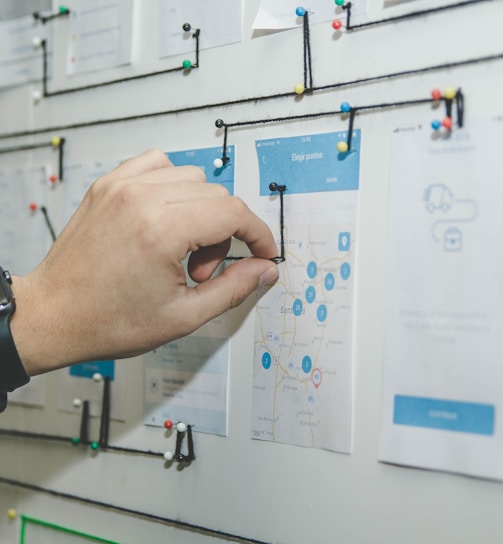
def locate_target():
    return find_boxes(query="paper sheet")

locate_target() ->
[159,0,242,58]
[379,117,503,480]
[66,0,133,75]
[251,131,360,452]
[144,146,236,436]
[252,0,367,30]
[0,14,49,88]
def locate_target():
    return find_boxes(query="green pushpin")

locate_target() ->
[71,437,80,446]
[182,59,192,69]
[335,0,345,5]
[90,441,99,451]
[59,6,69,13]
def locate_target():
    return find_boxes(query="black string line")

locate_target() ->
[79,400,90,444]
[341,0,494,31]
[40,206,57,242]
[268,184,287,264]
[0,52,500,141]
[36,25,200,99]
[0,476,270,544]
[0,138,65,181]
[33,7,70,24]
[98,377,111,449]
[174,425,195,463]
[303,12,313,92]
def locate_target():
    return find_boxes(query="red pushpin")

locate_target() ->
[442,117,453,130]
[332,19,342,30]
[431,88,442,101]
[49,174,58,184]
[164,419,174,430]
[29,202,38,212]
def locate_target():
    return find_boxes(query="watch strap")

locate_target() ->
[0,307,30,393]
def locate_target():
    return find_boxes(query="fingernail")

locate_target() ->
[259,266,279,287]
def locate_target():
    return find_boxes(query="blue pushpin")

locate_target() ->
[341,102,351,113]
[431,119,441,131]
[296,6,306,16]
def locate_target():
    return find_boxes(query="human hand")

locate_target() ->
[10,149,279,375]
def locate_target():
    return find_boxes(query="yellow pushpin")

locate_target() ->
[444,87,456,100]
[7,508,17,520]
[294,83,305,95]
[337,141,349,153]
[51,136,61,147]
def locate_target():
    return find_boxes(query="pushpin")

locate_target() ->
[444,87,456,100]
[296,6,306,16]
[32,36,43,48]
[163,450,174,461]
[72,398,82,408]
[337,141,349,153]
[213,158,224,169]
[71,436,80,446]
[29,202,38,212]
[32,89,42,103]
[7,509,16,520]
[59,6,70,14]
[164,419,174,430]
[182,59,192,69]
[215,119,224,128]
[431,119,441,131]
[294,83,305,95]
[335,0,345,6]
[182,23,191,32]
[431,88,442,101]
[49,174,58,184]
[51,136,61,147]
[90,441,99,450]
[340,101,351,113]
[332,19,343,30]
[92,372,103,383]
[441,117,453,130]
[176,421,187,433]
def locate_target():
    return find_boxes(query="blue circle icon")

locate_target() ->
[324,273,335,291]
[317,304,327,322]
[302,355,312,374]
[262,352,272,370]
[340,262,351,280]
[293,299,303,316]
[307,261,317,279]
[305,285,316,304]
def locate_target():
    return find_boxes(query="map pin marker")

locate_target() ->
[311,368,322,389]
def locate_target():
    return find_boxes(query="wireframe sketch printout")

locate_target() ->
[159,0,242,58]
[379,117,503,480]
[66,0,133,74]
[252,131,360,452]
[144,146,236,436]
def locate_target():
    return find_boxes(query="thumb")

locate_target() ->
[185,258,279,325]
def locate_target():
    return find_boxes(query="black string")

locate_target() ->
[346,108,357,150]
[98,377,111,449]
[33,8,70,24]
[0,476,271,544]
[79,400,90,444]
[1,52,500,141]
[343,0,493,31]
[303,12,313,91]
[40,206,57,242]
[38,27,201,98]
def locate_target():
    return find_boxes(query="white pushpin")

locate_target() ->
[32,89,42,103]
[72,398,82,408]
[163,450,174,461]
[213,158,223,169]
[176,421,187,433]
[92,372,103,383]
[32,36,43,49]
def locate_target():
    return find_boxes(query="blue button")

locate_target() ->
[393,395,495,436]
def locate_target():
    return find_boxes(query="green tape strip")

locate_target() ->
[20,515,121,544]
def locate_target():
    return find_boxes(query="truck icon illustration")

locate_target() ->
[423,184,453,213]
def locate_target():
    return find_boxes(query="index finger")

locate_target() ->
[177,195,278,260]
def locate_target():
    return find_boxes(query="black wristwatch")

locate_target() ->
[0,267,30,412]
